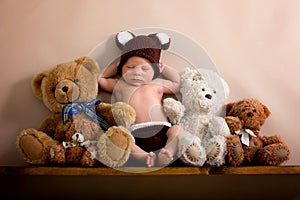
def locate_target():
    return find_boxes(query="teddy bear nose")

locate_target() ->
[62,86,69,92]
[205,94,212,99]
[247,112,253,118]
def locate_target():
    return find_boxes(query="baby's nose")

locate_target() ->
[133,67,142,74]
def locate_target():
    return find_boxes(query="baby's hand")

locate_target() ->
[114,61,120,68]
[159,61,167,73]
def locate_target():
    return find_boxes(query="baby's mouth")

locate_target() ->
[132,77,142,81]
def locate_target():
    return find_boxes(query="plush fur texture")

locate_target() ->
[163,68,230,166]
[225,98,290,166]
[17,56,136,167]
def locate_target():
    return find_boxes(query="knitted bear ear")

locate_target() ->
[148,32,171,50]
[115,31,135,49]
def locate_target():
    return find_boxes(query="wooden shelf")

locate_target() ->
[1,165,300,175]
[208,165,300,175]
[1,166,300,200]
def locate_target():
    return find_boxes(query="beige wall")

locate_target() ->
[1,0,299,165]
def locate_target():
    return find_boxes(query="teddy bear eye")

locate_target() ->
[74,79,79,85]
[253,109,257,113]
[213,90,216,94]
[51,87,56,92]
[242,109,245,112]
[202,88,205,92]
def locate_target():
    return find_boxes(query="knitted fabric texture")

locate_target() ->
[117,35,162,79]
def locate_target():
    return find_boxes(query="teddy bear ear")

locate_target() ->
[262,102,271,117]
[220,78,230,99]
[226,102,235,115]
[181,67,195,80]
[148,32,171,50]
[75,56,99,75]
[32,72,46,100]
[115,31,135,49]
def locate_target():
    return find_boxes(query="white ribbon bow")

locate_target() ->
[235,129,256,146]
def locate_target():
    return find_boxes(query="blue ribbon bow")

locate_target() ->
[62,99,110,131]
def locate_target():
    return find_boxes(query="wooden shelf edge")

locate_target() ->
[0,166,210,176]
[209,165,300,175]
[1,166,299,176]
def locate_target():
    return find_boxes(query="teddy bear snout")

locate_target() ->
[205,94,212,100]
[72,132,84,142]
[62,86,69,92]
[55,80,80,103]
[247,112,253,118]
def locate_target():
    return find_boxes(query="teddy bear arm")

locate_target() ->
[225,116,243,133]
[208,116,230,137]
[163,97,185,124]
[111,102,136,128]
[95,102,136,128]
[95,103,116,125]
[38,114,61,138]
[261,135,284,146]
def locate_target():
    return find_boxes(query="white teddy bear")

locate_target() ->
[163,67,230,166]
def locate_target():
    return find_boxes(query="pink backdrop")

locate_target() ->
[1,0,299,166]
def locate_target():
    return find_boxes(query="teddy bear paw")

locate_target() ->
[177,132,206,166]
[49,144,66,165]
[163,98,185,124]
[80,149,97,167]
[111,102,136,128]
[256,144,290,166]
[275,147,290,160]
[180,142,206,167]
[206,142,220,161]
[186,143,201,162]
[17,129,59,165]
[226,135,244,166]
[18,133,46,164]
[225,116,243,133]
[97,126,133,168]
[205,135,227,166]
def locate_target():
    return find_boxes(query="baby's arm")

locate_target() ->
[98,63,119,92]
[156,63,180,94]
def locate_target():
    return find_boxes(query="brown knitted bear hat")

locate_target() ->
[115,31,171,79]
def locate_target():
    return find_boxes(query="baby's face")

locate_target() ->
[122,56,155,86]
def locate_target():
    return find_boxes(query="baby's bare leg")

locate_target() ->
[157,125,182,167]
[131,143,156,167]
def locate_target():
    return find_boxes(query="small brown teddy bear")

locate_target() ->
[225,98,290,166]
[17,56,136,167]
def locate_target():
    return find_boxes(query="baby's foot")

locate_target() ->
[157,148,174,167]
[146,152,156,167]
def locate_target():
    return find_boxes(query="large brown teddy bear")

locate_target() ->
[17,56,136,167]
[225,98,290,166]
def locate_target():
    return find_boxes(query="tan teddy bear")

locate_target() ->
[17,56,136,167]
[225,98,290,166]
